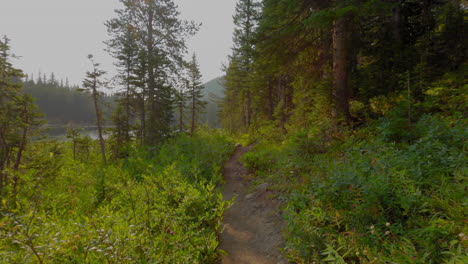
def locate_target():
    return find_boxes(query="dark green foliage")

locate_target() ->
[221,3,467,260]
[0,36,44,195]
[243,112,467,263]
[105,0,199,146]
[221,0,261,133]
[222,0,467,132]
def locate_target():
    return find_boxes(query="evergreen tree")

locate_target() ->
[174,84,187,132]
[0,36,43,193]
[186,54,207,134]
[108,0,198,146]
[80,55,107,164]
[105,6,140,144]
[222,0,261,132]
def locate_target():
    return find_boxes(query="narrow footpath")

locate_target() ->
[219,146,287,264]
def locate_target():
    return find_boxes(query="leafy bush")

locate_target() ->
[0,129,234,263]
[246,115,467,263]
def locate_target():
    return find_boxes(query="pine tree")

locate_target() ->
[108,0,198,146]
[80,55,107,164]
[0,35,23,190]
[233,0,261,128]
[174,84,187,132]
[222,0,261,132]
[0,36,43,192]
[186,54,207,134]
[105,5,140,144]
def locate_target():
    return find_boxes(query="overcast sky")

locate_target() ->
[0,0,237,85]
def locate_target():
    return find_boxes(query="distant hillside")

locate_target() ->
[201,77,225,128]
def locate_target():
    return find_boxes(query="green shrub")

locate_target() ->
[245,114,467,263]
[0,129,234,263]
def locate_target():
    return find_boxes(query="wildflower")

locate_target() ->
[458,233,464,238]
[356,252,360,256]
[370,225,375,229]
[386,222,391,227]
[385,231,390,235]
[166,227,175,235]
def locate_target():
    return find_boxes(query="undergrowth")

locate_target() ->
[242,114,467,263]
[0,129,234,263]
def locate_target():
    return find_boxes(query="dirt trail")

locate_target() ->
[219,146,287,264]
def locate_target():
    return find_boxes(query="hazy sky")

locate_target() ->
[0,0,237,85]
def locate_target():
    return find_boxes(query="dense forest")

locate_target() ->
[22,73,223,127]
[0,0,466,263]
[22,74,112,125]
[220,0,466,262]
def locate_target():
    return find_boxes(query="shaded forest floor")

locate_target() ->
[219,146,288,264]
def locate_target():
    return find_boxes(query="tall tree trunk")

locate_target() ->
[246,89,252,127]
[392,4,401,44]
[93,88,107,164]
[268,79,274,118]
[179,105,184,132]
[13,126,28,204]
[13,128,27,170]
[146,10,156,145]
[333,15,353,122]
[0,134,7,190]
[179,88,184,132]
[191,88,196,135]
[125,67,131,142]
[0,149,6,191]
[140,95,146,146]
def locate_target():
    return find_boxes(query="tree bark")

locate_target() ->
[392,4,401,44]
[13,128,27,171]
[267,79,274,118]
[125,65,131,142]
[191,89,196,135]
[139,94,146,146]
[333,14,353,122]
[146,8,156,145]
[179,92,184,132]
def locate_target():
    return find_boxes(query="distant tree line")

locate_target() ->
[23,72,114,125]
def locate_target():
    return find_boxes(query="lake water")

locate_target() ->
[44,126,108,140]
